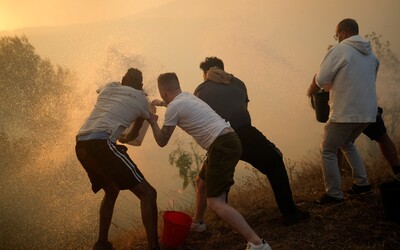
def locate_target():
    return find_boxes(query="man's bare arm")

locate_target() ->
[147,112,175,147]
[119,117,145,143]
[307,74,332,97]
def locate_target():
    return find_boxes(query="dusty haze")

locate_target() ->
[1,0,400,249]
[2,0,399,159]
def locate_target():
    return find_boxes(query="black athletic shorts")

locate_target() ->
[75,139,144,193]
[362,107,387,141]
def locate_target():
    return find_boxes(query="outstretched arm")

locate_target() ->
[151,99,167,107]
[147,112,175,147]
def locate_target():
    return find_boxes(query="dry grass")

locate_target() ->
[114,157,400,250]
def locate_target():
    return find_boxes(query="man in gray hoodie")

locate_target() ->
[308,18,379,205]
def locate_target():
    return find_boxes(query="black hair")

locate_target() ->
[121,68,143,86]
[199,57,224,73]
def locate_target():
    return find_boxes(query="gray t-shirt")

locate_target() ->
[78,82,150,142]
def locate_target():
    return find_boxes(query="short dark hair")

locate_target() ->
[338,18,359,35]
[199,57,224,73]
[158,72,179,83]
[121,68,143,86]
[157,72,180,91]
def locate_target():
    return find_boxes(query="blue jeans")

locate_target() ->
[321,122,370,199]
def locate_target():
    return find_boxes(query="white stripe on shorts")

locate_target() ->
[107,140,143,182]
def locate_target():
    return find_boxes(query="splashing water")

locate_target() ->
[0,42,193,249]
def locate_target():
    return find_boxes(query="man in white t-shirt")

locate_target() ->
[148,72,271,250]
[307,18,379,205]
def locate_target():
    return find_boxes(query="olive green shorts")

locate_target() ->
[199,132,242,197]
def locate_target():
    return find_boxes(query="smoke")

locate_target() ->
[2,2,400,248]
[0,39,172,249]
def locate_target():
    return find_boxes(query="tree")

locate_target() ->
[0,35,76,139]
[0,36,39,125]
[0,35,77,170]
[169,141,205,190]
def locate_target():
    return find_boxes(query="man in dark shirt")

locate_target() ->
[191,57,309,229]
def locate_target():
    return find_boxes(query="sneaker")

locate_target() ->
[93,240,114,250]
[190,221,206,232]
[347,184,372,196]
[246,239,272,250]
[282,208,310,226]
[315,194,344,205]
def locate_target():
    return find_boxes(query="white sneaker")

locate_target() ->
[189,221,206,232]
[246,239,272,250]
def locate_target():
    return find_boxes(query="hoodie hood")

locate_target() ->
[206,67,234,84]
[341,35,372,55]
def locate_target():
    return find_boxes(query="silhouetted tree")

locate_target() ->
[0,35,75,138]
[0,35,77,169]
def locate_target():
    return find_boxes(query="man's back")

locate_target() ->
[163,92,230,150]
[317,35,379,123]
[78,82,149,141]
[194,77,251,130]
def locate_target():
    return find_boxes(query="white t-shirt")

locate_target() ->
[78,82,150,142]
[164,92,230,150]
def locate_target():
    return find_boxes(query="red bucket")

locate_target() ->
[161,211,192,248]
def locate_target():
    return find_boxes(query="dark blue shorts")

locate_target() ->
[362,107,387,141]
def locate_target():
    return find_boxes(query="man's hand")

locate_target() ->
[148,112,159,126]
[147,113,175,147]
[118,134,130,143]
[307,74,320,98]
[149,103,157,114]
[152,99,166,107]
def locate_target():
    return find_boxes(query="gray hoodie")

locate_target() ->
[316,35,379,123]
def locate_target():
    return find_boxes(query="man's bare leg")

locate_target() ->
[207,192,263,245]
[130,180,159,250]
[99,182,120,243]
[193,176,207,223]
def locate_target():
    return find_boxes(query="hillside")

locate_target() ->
[114,162,400,250]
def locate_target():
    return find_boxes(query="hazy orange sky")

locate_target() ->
[1,0,400,160]
[1,0,399,52]
[0,0,175,30]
